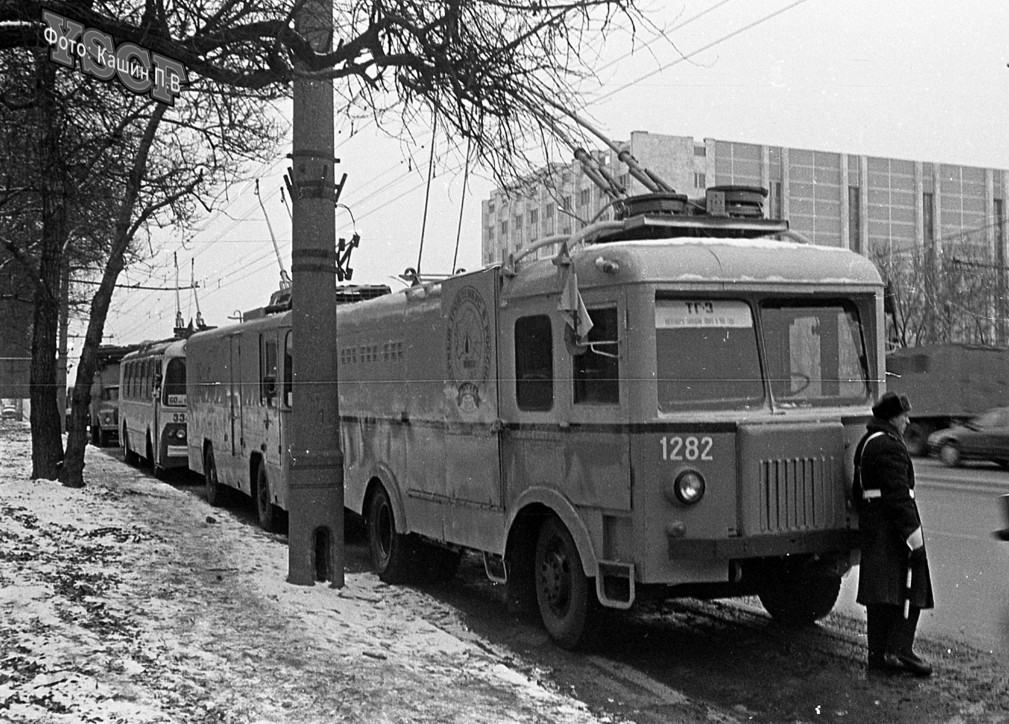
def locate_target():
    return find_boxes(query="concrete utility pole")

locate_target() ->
[287,0,343,587]
[57,263,69,433]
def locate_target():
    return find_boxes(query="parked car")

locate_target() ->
[995,494,1009,541]
[927,406,1009,468]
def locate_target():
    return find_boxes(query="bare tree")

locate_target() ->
[872,235,1002,350]
[0,0,646,486]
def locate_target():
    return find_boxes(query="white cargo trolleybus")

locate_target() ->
[188,188,884,649]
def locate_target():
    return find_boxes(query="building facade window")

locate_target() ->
[771,181,783,220]
[997,198,1006,343]
[923,192,934,245]
[694,172,706,189]
[996,198,1005,251]
[694,145,707,157]
[848,186,861,253]
[579,188,591,207]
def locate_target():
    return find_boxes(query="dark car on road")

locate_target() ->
[927,406,1009,468]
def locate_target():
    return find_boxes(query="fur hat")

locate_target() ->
[871,391,912,420]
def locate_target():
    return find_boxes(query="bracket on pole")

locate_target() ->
[336,232,360,281]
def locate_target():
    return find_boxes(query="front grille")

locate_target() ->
[757,455,840,533]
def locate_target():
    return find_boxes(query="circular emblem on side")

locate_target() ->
[446,285,491,412]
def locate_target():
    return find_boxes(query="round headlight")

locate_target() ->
[674,470,705,505]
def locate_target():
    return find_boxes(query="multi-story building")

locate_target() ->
[481,130,1009,343]
[482,130,1009,261]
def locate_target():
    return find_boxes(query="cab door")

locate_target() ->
[441,270,503,546]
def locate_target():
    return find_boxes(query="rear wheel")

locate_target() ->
[204,445,228,507]
[366,485,417,584]
[255,463,281,532]
[940,442,962,467]
[535,517,597,650]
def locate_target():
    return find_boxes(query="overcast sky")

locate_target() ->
[95,0,1009,352]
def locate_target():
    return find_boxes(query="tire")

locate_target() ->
[366,485,417,584]
[534,517,597,650]
[90,422,100,447]
[98,430,109,447]
[757,561,841,626]
[939,442,961,467]
[204,445,228,507]
[255,463,281,532]
[903,422,928,457]
[123,427,139,466]
[146,436,157,474]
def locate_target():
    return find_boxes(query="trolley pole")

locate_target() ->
[287,0,344,587]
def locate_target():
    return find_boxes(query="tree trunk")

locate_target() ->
[60,104,167,488]
[60,257,126,487]
[29,53,66,480]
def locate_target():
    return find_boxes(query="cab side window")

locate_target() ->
[574,307,619,404]
[515,315,553,411]
[261,335,278,406]
[283,331,293,408]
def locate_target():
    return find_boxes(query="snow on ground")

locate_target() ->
[0,422,620,723]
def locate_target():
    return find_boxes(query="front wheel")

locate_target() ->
[366,485,417,584]
[123,427,139,466]
[904,422,930,457]
[535,518,597,650]
[756,560,841,626]
[255,463,281,532]
[940,442,962,467]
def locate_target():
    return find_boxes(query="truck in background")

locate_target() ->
[89,344,138,447]
[885,343,1009,455]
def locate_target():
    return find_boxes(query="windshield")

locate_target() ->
[163,358,186,406]
[103,387,119,402]
[656,297,870,411]
[656,300,764,411]
[760,300,869,407]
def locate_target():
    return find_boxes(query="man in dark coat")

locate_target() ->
[853,391,934,677]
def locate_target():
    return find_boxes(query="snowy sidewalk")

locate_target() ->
[0,423,615,723]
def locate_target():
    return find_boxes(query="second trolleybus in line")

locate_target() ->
[185,186,884,649]
[119,336,189,478]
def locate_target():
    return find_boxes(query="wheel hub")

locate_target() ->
[540,549,570,609]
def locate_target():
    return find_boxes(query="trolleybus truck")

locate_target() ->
[187,187,883,648]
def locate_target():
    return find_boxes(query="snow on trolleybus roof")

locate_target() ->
[501,187,882,297]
